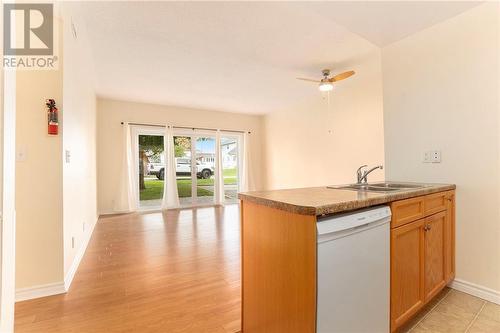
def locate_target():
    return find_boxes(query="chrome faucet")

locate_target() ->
[356,165,383,184]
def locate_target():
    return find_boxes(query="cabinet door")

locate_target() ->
[391,219,425,331]
[424,211,447,302]
[445,192,456,283]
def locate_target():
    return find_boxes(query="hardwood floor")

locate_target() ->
[15,205,241,333]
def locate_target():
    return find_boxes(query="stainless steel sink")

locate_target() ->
[328,182,426,193]
[369,182,424,189]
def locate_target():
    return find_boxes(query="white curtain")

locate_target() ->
[240,132,252,192]
[214,130,225,205]
[162,126,180,209]
[114,123,138,212]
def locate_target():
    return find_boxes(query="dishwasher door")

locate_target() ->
[316,206,390,333]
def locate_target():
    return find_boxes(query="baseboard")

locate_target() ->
[15,282,66,302]
[450,278,500,305]
[64,218,98,291]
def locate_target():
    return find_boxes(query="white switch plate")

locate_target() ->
[424,151,431,163]
[65,150,71,163]
[16,145,27,162]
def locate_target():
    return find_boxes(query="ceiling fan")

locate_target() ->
[297,69,355,92]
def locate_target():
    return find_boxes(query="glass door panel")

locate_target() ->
[195,136,215,205]
[221,136,239,203]
[138,134,165,208]
[174,136,192,207]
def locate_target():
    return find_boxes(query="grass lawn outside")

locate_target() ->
[140,179,213,200]
[140,168,238,201]
[196,168,237,186]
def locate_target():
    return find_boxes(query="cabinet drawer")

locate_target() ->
[424,192,447,216]
[391,197,425,228]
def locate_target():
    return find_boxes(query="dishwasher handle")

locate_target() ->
[317,217,390,244]
[317,206,391,235]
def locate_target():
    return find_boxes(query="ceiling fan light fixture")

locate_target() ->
[319,82,334,92]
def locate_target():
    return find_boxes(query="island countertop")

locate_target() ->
[238,182,456,216]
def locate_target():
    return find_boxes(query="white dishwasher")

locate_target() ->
[316,206,391,333]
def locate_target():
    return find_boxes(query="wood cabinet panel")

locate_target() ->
[424,211,447,302]
[444,191,456,282]
[241,201,317,333]
[391,197,425,229]
[391,219,425,331]
[424,192,447,216]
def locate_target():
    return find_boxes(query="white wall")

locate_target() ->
[263,50,385,189]
[97,98,264,214]
[15,6,98,294]
[61,3,98,287]
[15,46,64,289]
[383,3,500,293]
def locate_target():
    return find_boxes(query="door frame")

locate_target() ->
[1,57,17,333]
[0,0,17,328]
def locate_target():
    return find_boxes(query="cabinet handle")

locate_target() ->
[424,224,432,231]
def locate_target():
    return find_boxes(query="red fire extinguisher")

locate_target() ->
[46,99,59,135]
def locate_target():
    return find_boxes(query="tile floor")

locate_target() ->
[399,288,500,333]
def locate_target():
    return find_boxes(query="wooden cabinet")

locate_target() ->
[424,211,446,302]
[391,219,425,329]
[444,192,456,283]
[424,192,447,216]
[391,197,425,228]
[390,191,455,332]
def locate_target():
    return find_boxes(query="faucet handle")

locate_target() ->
[356,165,368,174]
[356,165,368,183]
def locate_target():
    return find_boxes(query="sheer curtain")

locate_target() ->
[162,125,180,209]
[114,123,138,212]
[240,132,252,192]
[214,130,225,205]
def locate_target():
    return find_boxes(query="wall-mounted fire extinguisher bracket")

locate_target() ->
[46,99,59,135]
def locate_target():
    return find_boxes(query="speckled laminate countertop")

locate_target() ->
[238,182,456,216]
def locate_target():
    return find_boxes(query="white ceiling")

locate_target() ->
[309,1,482,47]
[79,1,481,115]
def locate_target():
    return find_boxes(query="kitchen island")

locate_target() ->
[239,182,456,333]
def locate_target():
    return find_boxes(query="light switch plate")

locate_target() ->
[423,151,431,163]
[16,145,27,162]
[65,150,71,163]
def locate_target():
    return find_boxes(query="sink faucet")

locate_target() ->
[356,165,383,184]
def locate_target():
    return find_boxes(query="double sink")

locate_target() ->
[329,182,426,193]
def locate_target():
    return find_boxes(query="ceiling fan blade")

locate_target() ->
[296,77,321,83]
[330,70,355,82]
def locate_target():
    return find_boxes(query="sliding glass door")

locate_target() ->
[195,136,216,205]
[221,136,240,203]
[173,136,193,207]
[137,131,165,208]
[133,126,243,209]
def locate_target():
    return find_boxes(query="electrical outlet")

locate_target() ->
[423,150,441,163]
[431,150,441,163]
[65,150,71,163]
